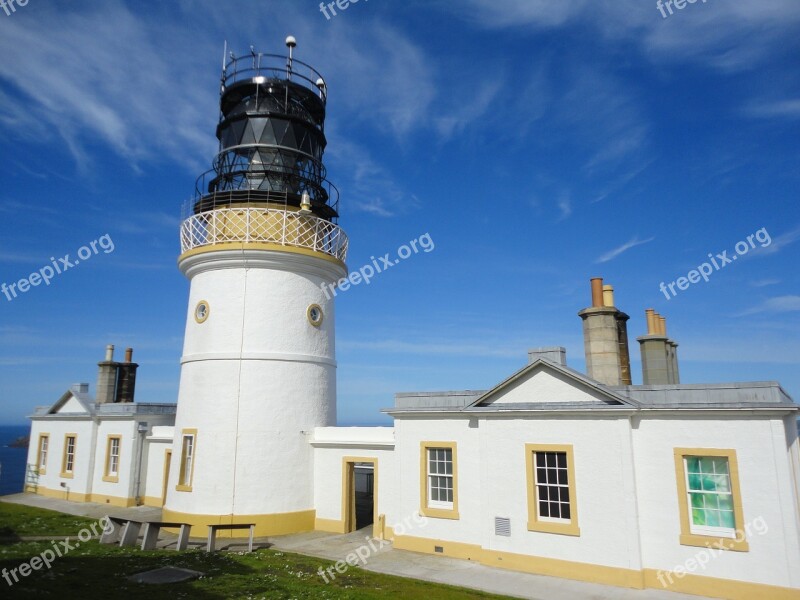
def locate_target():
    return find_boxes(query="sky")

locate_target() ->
[0,0,799,425]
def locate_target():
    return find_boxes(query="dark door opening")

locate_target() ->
[353,463,374,530]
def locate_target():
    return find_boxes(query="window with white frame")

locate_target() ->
[534,450,571,521]
[38,435,49,471]
[179,433,195,487]
[427,447,454,508]
[107,437,120,477]
[684,456,735,537]
[63,435,76,473]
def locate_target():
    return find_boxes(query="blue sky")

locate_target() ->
[1,0,799,425]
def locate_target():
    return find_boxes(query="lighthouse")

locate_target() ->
[163,37,348,535]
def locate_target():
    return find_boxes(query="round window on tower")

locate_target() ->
[307,304,323,327]
[194,300,210,324]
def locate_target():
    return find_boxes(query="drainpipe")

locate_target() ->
[133,422,148,505]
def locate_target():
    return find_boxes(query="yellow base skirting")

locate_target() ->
[390,532,800,600]
[161,507,316,538]
[25,485,136,507]
[315,518,346,534]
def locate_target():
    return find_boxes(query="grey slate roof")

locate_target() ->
[387,358,798,414]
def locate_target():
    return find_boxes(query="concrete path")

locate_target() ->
[2,493,711,600]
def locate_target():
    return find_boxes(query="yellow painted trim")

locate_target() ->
[341,456,378,537]
[673,448,749,552]
[102,435,121,483]
[178,242,346,270]
[643,569,800,600]
[88,492,137,507]
[315,517,346,533]
[194,299,210,324]
[525,443,580,536]
[36,433,49,475]
[161,507,315,538]
[60,433,77,479]
[28,484,89,503]
[142,496,165,508]
[419,442,460,520]
[392,533,800,598]
[161,449,172,506]
[26,484,133,508]
[176,429,197,492]
[307,303,324,327]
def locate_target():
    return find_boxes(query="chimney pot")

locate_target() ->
[590,278,604,307]
[104,344,114,362]
[125,347,133,363]
[645,309,656,335]
[602,284,615,308]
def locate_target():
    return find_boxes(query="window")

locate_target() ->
[674,448,748,551]
[419,442,459,519]
[103,436,121,482]
[37,434,49,474]
[61,434,77,478]
[428,448,454,508]
[526,444,580,536]
[176,429,197,491]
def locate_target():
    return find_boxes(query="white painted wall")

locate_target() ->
[311,427,396,525]
[165,249,346,518]
[488,368,614,405]
[632,415,800,589]
[26,416,95,498]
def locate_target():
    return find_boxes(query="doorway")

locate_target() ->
[343,458,376,534]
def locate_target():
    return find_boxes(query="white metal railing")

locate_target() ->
[180,207,348,262]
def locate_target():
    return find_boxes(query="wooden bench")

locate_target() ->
[141,522,192,551]
[206,524,255,553]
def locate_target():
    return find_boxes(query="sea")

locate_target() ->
[0,425,29,496]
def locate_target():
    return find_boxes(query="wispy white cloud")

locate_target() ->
[756,225,800,256]
[736,295,800,316]
[453,0,800,71]
[556,192,572,222]
[743,98,800,119]
[595,235,655,263]
[749,278,781,288]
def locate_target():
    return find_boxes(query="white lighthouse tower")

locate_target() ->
[163,37,348,535]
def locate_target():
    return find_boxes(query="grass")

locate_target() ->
[0,502,513,599]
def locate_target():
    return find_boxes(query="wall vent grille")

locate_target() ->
[495,517,511,537]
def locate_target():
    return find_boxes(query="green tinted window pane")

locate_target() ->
[713,474,730,493]
[706,511,721,527]
[692,508,707,526]
[690,492,704,508]
[713,458,729,475]
[718,494,734,511]
[703,493,720,510]
[720,511,735,529]
[686,457,700,473]
[697,457,714,473]
[702,475,717,492]
[688,473,702,490]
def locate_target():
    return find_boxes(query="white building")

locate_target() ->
[23,40,800,600]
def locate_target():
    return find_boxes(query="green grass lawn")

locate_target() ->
[0,502,512,599]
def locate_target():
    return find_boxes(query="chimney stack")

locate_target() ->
[578,278,632,385]
[95,345,139,404]
[637,311,680,385]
